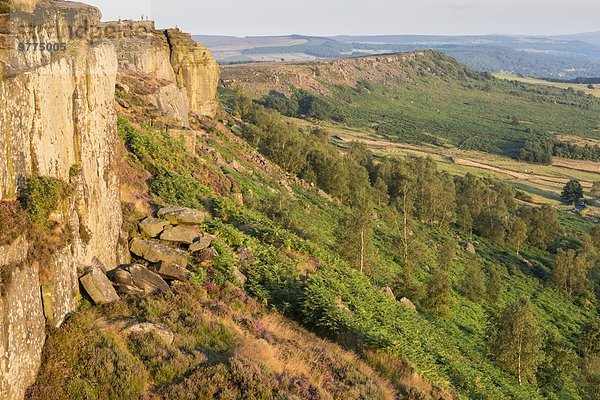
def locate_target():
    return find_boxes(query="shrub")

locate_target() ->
[27,316,147,400]
[0,201,29,246]
[20,176,71,228]
[150,172,210,209]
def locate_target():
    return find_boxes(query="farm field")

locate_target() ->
[493,73,600,97]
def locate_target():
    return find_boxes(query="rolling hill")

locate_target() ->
[195,33,600,79]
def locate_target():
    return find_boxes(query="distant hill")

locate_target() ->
[195,33,600,79]
[221,50,600,158]
[554,31,600,47]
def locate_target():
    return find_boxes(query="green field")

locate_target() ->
[494,73,600,97]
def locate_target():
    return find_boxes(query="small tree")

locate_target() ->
[561,179,584,204]
[508,217,528,255]
[461,261,486,303]
[553,248,591,296]
[423,239,455,317]
[423,265,453,318]
[373,177,389,207]
[488,297,544,385]
[487,268,504,305]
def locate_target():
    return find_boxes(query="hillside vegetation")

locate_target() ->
[222,51,600,160]
[27,52,600,399]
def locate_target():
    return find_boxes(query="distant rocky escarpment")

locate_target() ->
[0,2,219,399]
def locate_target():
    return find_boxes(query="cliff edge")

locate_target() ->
[0,2,220,399]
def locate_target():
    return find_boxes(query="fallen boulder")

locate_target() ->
[124,322,174,345]
[151,262,190,281]
[400,297,417,312]
[139,217,171,238]
[80,266,120,305]
[193,247,218,266]
[107,268,144,296]
[98,318,174,346]
[126,264,170,294]
[233,265,247,285]
[381,286,396,301]
[157,206,210,225]
[90,256,108,274]
[160,224,201,244]
[459,242,476,254]
[130,238,188,267]
[189,234,216,253]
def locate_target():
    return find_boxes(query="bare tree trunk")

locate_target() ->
[360,227,365,273]
[517,336,523,385]
[402,188,409,265]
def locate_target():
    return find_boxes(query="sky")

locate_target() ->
[84,0,600,37]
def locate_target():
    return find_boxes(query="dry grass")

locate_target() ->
[31,281,404,399]
[493,73,600,97]
[0,201,29,246]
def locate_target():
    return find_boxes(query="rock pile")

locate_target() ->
[79,205,217,304]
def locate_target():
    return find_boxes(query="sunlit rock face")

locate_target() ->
[0,2,121,399]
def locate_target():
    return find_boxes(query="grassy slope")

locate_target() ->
[221,52,600,216]
[28,110,597,399]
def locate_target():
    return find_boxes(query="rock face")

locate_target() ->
[0,3,123,399]
[0,3,220,398]
[0,255,45,400]
[166,29,220,117]
[113,23,219,123]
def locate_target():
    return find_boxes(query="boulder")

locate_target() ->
[157,206,210,225]
[381,286,396,301]
[107,268,144,296]
[126,264,170,294]
[139,217,171,238]
[151,262,190,281]
[232,266,247,285]
[130,238,188,267]
[400,297,416,312]
[236,246,255,266]
[115,97,130,109]
[90,256,108,274]
[80,267,120,305]
[108,268,134,286]
[188,234,216,253]
[459,242,476,254]
[160,224,201,244]
[124,322,174,345]
[193,247,218,266]
[115,284,145,296]
[98,319,174,346]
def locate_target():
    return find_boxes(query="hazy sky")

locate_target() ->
[84,0,600,37]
